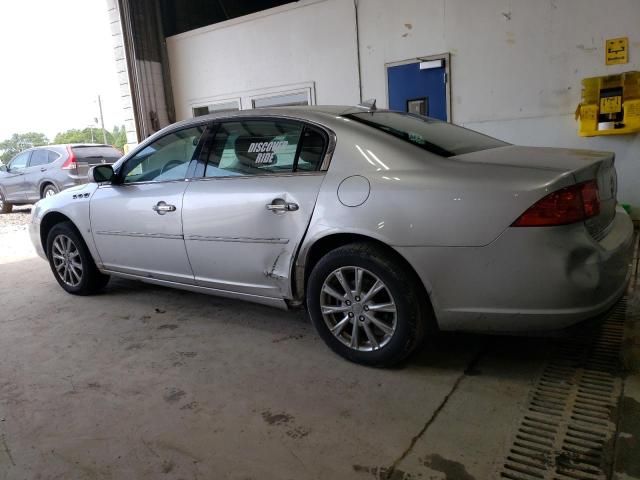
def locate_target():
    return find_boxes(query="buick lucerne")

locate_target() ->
[29,106,634,366]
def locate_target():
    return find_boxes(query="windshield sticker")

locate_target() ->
[248,140,289,164]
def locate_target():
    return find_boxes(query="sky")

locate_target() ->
[0,0,124,142]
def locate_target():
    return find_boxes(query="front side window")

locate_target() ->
[29,150,49,167]
[9,151,30,170]
[120,126,205,183]
[204,120,304,177]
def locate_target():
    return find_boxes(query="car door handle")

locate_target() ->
[40,167,47,172]
[152,201,177,215]
[266,199,299,212]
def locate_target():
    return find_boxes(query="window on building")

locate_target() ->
[252,91,310,109]
[192,100,241,117]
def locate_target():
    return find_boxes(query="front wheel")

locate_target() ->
[0,192,12,214]
[46,221,110,295]
[307,243,427,367]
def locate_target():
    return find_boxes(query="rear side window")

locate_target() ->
[203,120,326,177]
[204,120,302,177]
[47,150,59,163]
[345,111,508,157]
[29,150,49,167]
[298,127,327,171]
[72,146,122,164]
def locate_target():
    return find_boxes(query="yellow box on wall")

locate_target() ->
[577,71,640,137]
[606,37,629,65]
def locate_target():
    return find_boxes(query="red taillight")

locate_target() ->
[512,180,600,227]
[61,146,77,170]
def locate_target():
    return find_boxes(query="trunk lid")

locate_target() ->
[71,145,122,177]
[453,145,617,239]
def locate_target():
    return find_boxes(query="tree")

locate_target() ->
[52,125,127,151]
[0,132,49,163]
[111,125,127,151]
[53,128,114,146]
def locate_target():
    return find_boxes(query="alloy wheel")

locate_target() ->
[45,188,56,198]
[51,234,83,287]
[320,266,397,351]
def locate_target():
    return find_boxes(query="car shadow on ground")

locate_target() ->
[103,275,576,375]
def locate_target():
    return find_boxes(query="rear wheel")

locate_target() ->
[307,242,427,367]
[46,221,109,295]
[42,184,58,199]
[0,192,12,214]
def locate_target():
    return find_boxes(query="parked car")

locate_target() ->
[29,106,633,366]
[0,144,122,213]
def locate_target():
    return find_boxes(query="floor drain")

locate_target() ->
[500,299,626,480]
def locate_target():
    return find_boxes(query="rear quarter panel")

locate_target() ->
[303,120,577,249]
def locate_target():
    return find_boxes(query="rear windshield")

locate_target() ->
[71,146,122,163]
[344,111,508,157]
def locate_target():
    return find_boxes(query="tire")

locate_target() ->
[46,221,110,295]
[41,184,58,199]
[0,191,12,214]
[307,242,427,367]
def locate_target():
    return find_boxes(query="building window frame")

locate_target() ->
[191,98,242,118]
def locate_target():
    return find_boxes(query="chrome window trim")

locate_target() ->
[98,178,190,188]
[187,171,325,184]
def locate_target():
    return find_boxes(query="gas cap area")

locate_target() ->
[337,175,371,207]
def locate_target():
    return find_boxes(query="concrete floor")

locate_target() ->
[0,220,636,479]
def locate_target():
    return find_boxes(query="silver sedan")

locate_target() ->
[29,106,634,366]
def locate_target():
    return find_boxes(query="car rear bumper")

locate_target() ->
[62,174,89,189]
[396,207,634,333]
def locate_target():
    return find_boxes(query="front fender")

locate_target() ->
[34,184,101,264]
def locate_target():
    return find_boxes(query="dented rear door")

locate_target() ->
[181,119,327,299]
[182,175,323,299]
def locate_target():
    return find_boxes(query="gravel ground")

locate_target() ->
[0,205,32,233]
[0,205,36,263]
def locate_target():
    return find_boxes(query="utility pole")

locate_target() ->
[97,95,107,144]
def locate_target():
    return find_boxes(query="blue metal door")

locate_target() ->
[387,62,447,120]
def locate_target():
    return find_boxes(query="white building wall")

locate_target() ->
[105,0,138,147]
[166,0,361,119]
[358,0,640,211]
[166,0,640,209]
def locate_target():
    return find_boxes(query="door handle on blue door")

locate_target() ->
[152,201,177,215]
[266,198,299,213]
[40,168,47,172]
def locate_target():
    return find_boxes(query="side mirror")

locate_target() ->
[90,165,115,183]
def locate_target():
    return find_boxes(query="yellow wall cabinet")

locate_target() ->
[577,71,640,137]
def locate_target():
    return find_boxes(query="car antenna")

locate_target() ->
[356,99,377,111]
